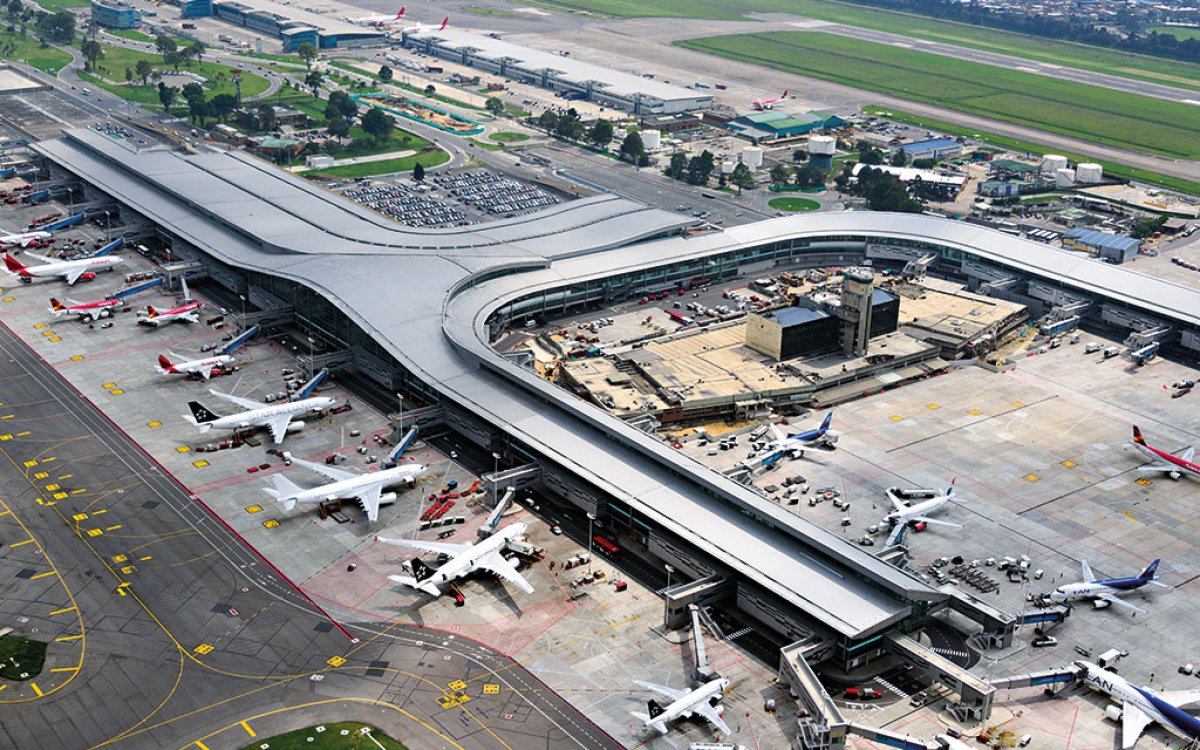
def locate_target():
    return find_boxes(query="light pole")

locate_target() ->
[307,335,315,378]
[492,451,500,475]
[238,293,246,329]
[586,512,595,570]
[665,563,674,592]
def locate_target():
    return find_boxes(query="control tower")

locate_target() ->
[838,267,875,356]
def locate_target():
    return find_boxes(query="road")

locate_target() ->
[0,321,622,750]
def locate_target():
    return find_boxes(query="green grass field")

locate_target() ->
[1147,25,1200,41]
[679,32,1200,160]
[29,0,85,10]
[79,44,269,110]
[0,635,48,681]
[0,28,72,74]
[105,28,154,42]
[240,722,407,750]
[465,5,519,16]
[535,0,1200,92]
[490,131,529,143]
[768,197,821,212]
[862,105,1200,197]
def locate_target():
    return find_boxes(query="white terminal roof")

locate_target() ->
[217,0,383,38]
[423,28,709,104]
[852,163,967,186]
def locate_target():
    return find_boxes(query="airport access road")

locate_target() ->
[0,321,621,750]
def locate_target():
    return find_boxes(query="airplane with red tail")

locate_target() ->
[752,90,787,110]
[5,247,122,285]
[155,326,258,380]
[1132,425,1200,481]
[48,278,162,322]
[138,277,202,327]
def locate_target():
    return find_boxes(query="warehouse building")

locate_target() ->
[404,28,712,114]
[729,110,844,141]
[180,0,212,19]
[91,0,139,29]
[1062,227,1141,263]
[892,137,962,162]
[213,0,385,50]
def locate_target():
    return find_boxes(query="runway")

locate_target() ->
[0,321,621,750]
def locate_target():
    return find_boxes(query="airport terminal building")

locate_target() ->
[30,129,1200,731]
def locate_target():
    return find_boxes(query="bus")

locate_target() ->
[592,536,620,558]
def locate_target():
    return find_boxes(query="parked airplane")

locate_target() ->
[48,278,161,322]
[155,326,259,380]
[378,522,534,596]
[1046,559,1167,614]
[354,5,404,25]
[138,277,202,326]
[631,677,732,738]
[398,16,448,34]
[1131,426,1200,481]
[1075,660,1200,748]
[758,412,835,467]
[4,247,123,285]
[268,428,425,523]
[883,479,959,546]
[182,369,334,443]
[0,230,51,247]
[752,90,787,110]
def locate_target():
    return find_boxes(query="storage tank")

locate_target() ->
[720,160,736,175]
[1055,168,1076,188]
[808,135,836,170]
[1076,163,1103,184]
[641,129,661,151]
[741,146,764,170]
[1042,154,1068,174]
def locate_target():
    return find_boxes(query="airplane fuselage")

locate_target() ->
[1053,577,1152,603]
[1134,441,1200,479]
[425,524,524,588]
[208,396,335,433]
[644,678,730,735]
[161,355,233,376]
[18,256,122,282]
[286,464,424,506]
[1078,661,1200,746]
[51,298,120,318]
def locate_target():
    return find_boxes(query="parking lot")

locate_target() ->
[339,169,562,228]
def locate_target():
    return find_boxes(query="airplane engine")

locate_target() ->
[1104,705,1123,722]
[286,420,306,433]
[1169,470,1182,480]
[1093,598,1111,609]
[910,521,927,532]
[79,272,96,282]
[380,492,398,505]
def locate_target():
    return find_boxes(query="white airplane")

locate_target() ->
[398,16,448,34]
[1131,426,1200,481]
[0,230,51,247]
[354,5,404,26]
[5,248,123,285]
[755,412,835,468]
[48,277,159,322]
[752,90,787,110]
[267,428,426,523]
[1045,559,1167,614]
[138,277,202,327]
[378,522,534,597]
[1075,660,1200,749]
[631,677,732,738]
[182,369,335,443]
[155,326,258,380]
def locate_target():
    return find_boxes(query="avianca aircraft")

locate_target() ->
[5,248,123,285]
[631,677,732,738]
[48,278,160,322]
[182,369,334,443]
[354,5,404,26]
[138,277,202,326]
[267,427,426,523]
[378,522,534,597]
[752,90,787,110]
[1047,558,1168,614]
[0,230,51,247]
[1075,660,1200,749]
[1132,426,1200,481]
[155,326,258,380]
[399,16,448,34]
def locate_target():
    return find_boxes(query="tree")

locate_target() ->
[858,144,883,165]
[208,93,238,122]
[157,82,178,115]
[164,49,182,71]
[182,82,205,122]
[730,162,754,193]
[297,41,316,70]
[484,96,503,116]
[890,148,910,167]
[124,66,132,83]
[536,109,558,133]
[80,39,102,70]
[361,106,393,142]
[135,58,154,86]
[853,166,924,213]
[665,151,687,180]
[325,90,356,119]
[305,70,323,97]
[794,164,828,188]
[770,163,792,188]
[186,40,205,65]
[685,149,715,186]
[792,148,808,163]
[326,115,349,138]
[378,64,392,82]
[154,34,177,62]
[587,118,614,149]
[423,83,436,96]
[412,162,425,181]
[38,10,72,41]
[619,130,644,164]
[257,103,276,132]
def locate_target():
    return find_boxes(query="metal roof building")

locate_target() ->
[1063,227,1141,263]
[405,28,712,114]
[32,128,1200,659]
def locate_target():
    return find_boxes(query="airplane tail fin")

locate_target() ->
[781,89,788,98]
[819,411,833,432]
[156,353,174,373]
[947,477,957,498]
[146,305,159,319]
[1132,425,1146,445]
[264,474,303,510]
[387,572,441,596]
[188,401,220,425]
[410,557,436,582]
[1140,558,1161,580]
[439,16,448,29]
[647,699,665,719]
[49,298,64,312]
[397,5,404,17]
[4,252,26,273]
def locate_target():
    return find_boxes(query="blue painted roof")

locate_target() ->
[1064,227,1141,252]
[899,138,960,154]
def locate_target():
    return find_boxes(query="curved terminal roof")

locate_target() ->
[41,129,1200,637]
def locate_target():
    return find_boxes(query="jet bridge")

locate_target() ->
[779,640,847,750]
[847,723,938,750]
[934,584,1016,649]
[884,633,994,723]
[987,665,1081,694]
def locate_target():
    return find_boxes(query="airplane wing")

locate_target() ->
[1158,690,1200,709]
[692,702,732,737]
[633,680,688,702]
[357,483,383,523]
[285,452,356,482]
[1181,447,1196,463]
[63,267,87,285]
[376,535,472,557]
[769,424,786,443]
[909,516,961,528]
[1101,593,1146,614]
[209,389,266,411]
[23,250,53,264]
[476,550,535,594]
[1120,704,1154,750]
[1081,559,1094,582]
[267,414,293,444]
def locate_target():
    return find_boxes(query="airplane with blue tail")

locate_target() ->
[1047,558,1168,614]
